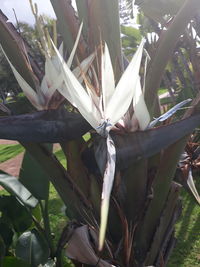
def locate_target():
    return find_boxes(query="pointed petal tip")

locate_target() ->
[99,199,109,251]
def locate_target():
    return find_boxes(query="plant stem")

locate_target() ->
[39,199,55,258]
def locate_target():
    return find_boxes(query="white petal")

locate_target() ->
[187,169,200,205]
[133,76,150,130]
[1,47,41,109]
[59,42,64,57]
[42,57,63,99]
[67,22,83,67]
[40,77,49,96]
[101,43,115,113]
[73,53,95,84]
[105,39,145,126]
[50,21,83,75]
[85,84,102,121]
[51,40,101,129]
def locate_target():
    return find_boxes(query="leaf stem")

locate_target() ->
[39,199,55,258]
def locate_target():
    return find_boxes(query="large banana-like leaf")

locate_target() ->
[16,229,49,266]
[134,138,187,263]
[22,142,91,220]
[135,0,184,23]
[0,173,38,208]
[76,0,123,80]
[122,159,148,222]
[133,98,200,263]
[75,0,89,39]
[50,0,87,60]
[145,182,182,265]
[144,0,200,116]
[61,140,90,198]
[19,145,52,200]
[0,10,41,89]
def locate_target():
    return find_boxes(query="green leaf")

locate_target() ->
[2,256,31,267]
[0,235,5,259]
[32,204,42,223]
[123,159,148,222]
[0,220,14,249]
[121,25,141,42]
[75,0,89,39]
[144,0,200,116]
[16,229,50,267]
[22,143,91,219]
[146,182,182,264]
[19,146,52,200]
[134,137,188,263]
[50,0,87,60]
[76,0,123,80]
[0,195,32,233]
[0,173,38,208]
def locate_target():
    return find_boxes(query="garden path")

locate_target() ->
[0,140,60,177]
[0,140,23,177]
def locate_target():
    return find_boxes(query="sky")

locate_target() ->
[1,0,56,25]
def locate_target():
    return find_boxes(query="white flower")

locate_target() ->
[1,23,94,110]
[52,39,150,131]
[52,38,150,250]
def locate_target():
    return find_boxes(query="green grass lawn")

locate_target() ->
[0,144,24,163]
[158,88,168,95]
[168,179,200,267]
[48,183,67,240]
[0,142,200,266]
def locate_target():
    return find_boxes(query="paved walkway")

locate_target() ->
[0,153,24,177]
[0,140,60,177]
[0,140,18,145]
[0,140,23,177]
